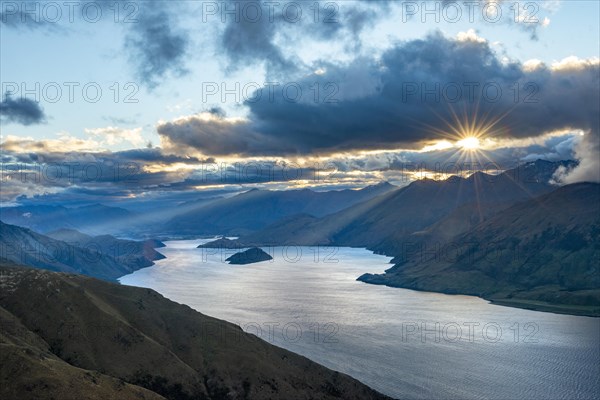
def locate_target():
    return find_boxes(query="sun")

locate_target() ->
[456,136,481,151]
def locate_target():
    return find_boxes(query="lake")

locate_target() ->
[120,240,600,399]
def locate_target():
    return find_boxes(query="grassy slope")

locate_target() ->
[1,304,165,400]
[0,263,391,400]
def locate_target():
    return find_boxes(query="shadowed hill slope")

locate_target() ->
[46,228,166,266]
[359,183,600,316]
[0,222,164,281]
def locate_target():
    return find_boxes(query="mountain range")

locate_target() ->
[229,160,571,248]
[165,182,396,235]
[0,203,137,235]
[204,160,599,315]
[1,183,396,238]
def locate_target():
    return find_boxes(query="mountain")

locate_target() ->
[46,228,166,268]
[0,263,390,400]
[232,161,571,250]
[0,204,136,235]
[165,182,396,235]
[0,223,164,281]
[359,183,600,316]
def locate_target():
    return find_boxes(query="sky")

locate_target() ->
[0,0,599,206]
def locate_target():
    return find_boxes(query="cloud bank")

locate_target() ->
[157,33,599,160]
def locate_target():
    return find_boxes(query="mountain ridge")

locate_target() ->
[165,182,397,236]
[0,222,164,281]
[358,182,600,316]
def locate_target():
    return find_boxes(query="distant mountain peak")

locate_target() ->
[465,170,493,181]
[373,181,393,187]
[445,175,464,183]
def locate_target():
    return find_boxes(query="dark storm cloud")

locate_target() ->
[125,6,190,88]
[158,32,599,156]
[218,1,395,74]
[0,94,46,125]
[220,6,299,75]
[158,113,296,156]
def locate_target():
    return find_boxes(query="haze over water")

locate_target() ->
[121,240,600,399]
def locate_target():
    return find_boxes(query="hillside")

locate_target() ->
[359,183,600,316]
[47,228,166,268]
[0,263,391,400]
[166,182,396,235]
[0,222,164,281]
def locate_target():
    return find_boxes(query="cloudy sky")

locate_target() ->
[1,0,598,206]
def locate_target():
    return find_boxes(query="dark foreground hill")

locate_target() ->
[0,263,391,400]
[359,183,600,316]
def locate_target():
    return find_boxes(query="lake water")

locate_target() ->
[120,240,600,399]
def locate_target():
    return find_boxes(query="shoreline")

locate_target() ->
[487,298,600,318]
[357,277,600,318]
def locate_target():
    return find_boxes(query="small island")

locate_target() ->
[225,247,273,265]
